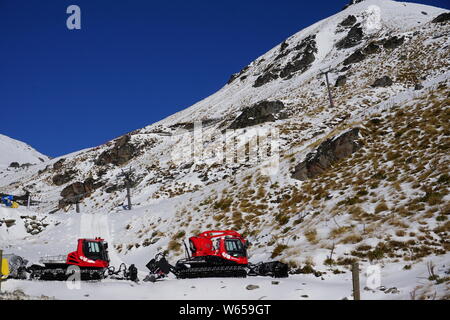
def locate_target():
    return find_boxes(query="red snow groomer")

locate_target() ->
[28,237,137,281]
[145,230,288,280]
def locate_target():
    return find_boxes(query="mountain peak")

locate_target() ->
[343,0,368,10]
[0,134,49,168]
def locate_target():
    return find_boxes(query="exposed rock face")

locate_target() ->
[292,128,362,181]
[336,24,363,49]
[280,36,317,79]
[227,65,250,85]
[254,35,317,87]
[339,15,357,27]
[53,158,65,170]
[432,12,450,23]
[382,36,405,50]
[363,42,381,55]
[59,178,104,208]
[372,76,393,87]
[52,170,77,186]
[95,135,138,166]
[254,71,280,88]
[343,49,366,65]
[335,75,347,87]
[9,162,20,168]
[227,100,286,130]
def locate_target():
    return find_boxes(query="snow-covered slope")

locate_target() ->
[1,0,449,300]
[0,134,48,167]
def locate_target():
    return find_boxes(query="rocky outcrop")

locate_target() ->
[280,35,317,79]
[363,42,381,55]
[372,76,393,88]
[343,49,366,65]
[59,178,104,208]
[227,65,250,85]
[432,12,450,23]
[253,35,317,87]
[336,24,363,49]
[382,36,405,50]
[254,71,280,88]
[53,158,65,170]
[9,162,20,168]
[335,75,347,87]
[52,170,77,186]
[95,135,138,166]
[339,15,357,27]
[227,100,286,130]
[292,128,362,181]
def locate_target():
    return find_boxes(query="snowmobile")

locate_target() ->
[28,237,138,281]
[145,230,288,281]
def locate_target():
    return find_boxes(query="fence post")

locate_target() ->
[27,193,31,209]
[352,262,361,300]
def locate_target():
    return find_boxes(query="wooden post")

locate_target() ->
[352,262,361,300]
[126,183,132,210]
[322,70,335,108]
[27,193,31,209]
[75,199,80,213]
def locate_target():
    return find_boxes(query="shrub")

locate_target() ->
[305,229,318,243]
[173,230,186,239]
[168,240,181,251]
[374,201,389,214]
[271,244,288,258]
[342,234,363,244]
[437,174,449,185]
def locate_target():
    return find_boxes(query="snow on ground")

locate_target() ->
[2,254,447,300]
[1,205,448,300]
[1,0,449,300]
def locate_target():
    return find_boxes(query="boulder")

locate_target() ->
[246,285,260,290]
[371,76,393,88]
[9,162,20,168]
[292,128,362,181]
[227,100,287,130]
[335,75,347,87]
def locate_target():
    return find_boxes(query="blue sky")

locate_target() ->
[1,0,448,158]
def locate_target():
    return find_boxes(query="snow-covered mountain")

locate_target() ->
[0,134,48,168]
[1,0,449,300]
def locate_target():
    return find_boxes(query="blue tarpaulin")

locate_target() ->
[1,195,14,207]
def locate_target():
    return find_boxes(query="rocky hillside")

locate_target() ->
[0,0,449,297]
